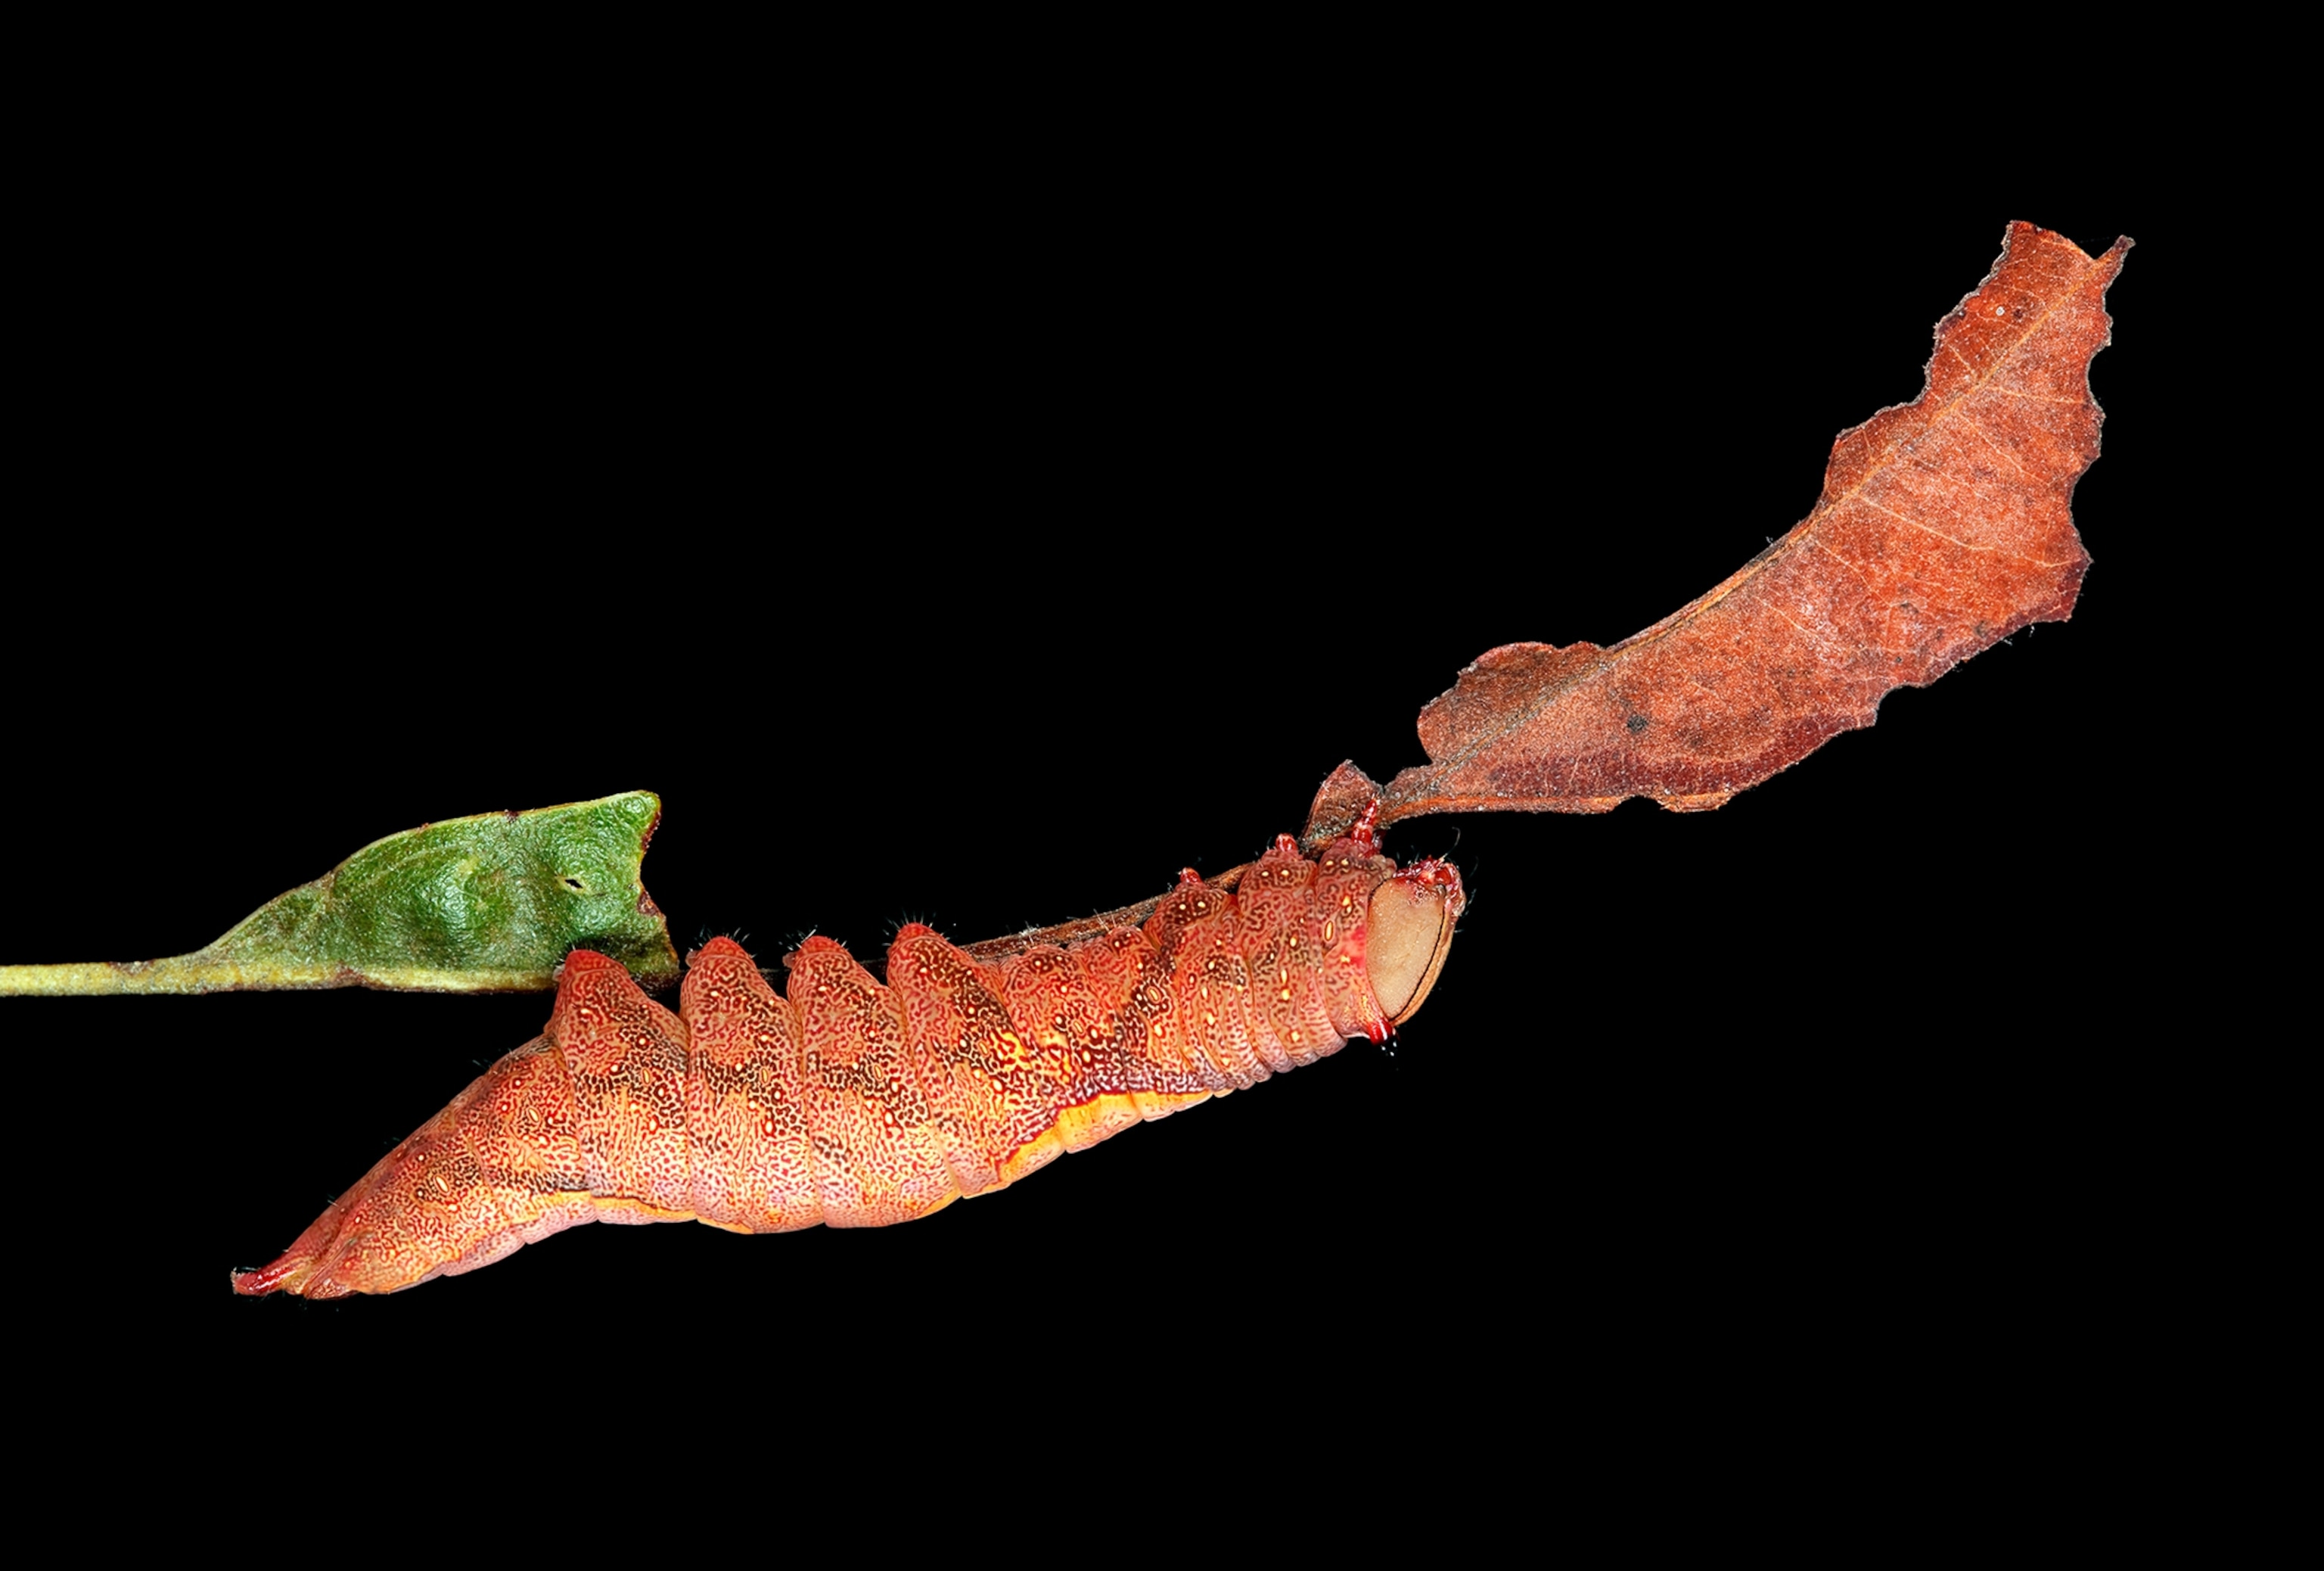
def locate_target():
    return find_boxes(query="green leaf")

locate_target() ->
[0,792,676,995]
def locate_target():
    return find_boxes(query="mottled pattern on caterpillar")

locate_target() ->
[232,826,1463,1296]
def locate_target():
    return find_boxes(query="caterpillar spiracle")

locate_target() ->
[230,810,1462,1298]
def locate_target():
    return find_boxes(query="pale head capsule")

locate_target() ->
[1363,858,1464,1025]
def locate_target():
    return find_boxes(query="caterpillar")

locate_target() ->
[228,812,1463,1297]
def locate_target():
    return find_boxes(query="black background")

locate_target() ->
[11,123,2174,1464]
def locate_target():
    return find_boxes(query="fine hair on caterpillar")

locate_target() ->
[231,812,1462,1298]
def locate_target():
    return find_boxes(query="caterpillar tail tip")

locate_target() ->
[230,1249,333,1298]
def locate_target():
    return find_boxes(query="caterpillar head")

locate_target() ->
[1365,858,1464,1026]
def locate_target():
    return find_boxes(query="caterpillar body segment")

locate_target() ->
[231,830,1464,1297]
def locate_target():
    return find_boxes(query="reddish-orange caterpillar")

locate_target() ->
[231,815,1462,1297]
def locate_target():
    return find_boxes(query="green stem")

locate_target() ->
[0,952,338,995]
[0,950,564,994]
